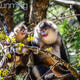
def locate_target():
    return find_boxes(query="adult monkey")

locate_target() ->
[32,19,76,80]
[33,19,68,62]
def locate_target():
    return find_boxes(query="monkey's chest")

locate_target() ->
[44,46,61,58]
[45,47,53,52]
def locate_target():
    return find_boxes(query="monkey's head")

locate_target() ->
[33,19,60,45]
[14,21,28,40]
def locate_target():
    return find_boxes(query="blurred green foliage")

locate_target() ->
[47,3,80,70]
[13,0,25,26]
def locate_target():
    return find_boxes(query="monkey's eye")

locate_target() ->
[20,28,25,31]
[41,27,48,31]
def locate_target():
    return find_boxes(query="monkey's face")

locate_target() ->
[40,24,58,45]
[17,27,27,39]
[14,23,28,41]
[33,20,59,45]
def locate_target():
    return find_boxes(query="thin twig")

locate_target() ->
[0,0,6,4]
[38,61,59,80]
[54,0,80,6]
[12,0,26,11]
[53,14,80,22]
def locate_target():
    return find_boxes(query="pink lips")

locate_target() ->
[41,29,48,37]
[42,33,48,37]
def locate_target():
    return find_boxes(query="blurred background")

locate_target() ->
[0,0,80,79]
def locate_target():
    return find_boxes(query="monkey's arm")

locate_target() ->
[33,53,64,76]
[60,40,69,63]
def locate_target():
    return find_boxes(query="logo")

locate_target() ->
[0,2,28,10]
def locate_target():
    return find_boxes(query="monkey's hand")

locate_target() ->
[44,72,57,80]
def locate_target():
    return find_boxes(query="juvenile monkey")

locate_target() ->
[9,21,29,57]
[0,22,30,77]
[7,22,30,73]
[9,21,28,43]
[33,19,68,62]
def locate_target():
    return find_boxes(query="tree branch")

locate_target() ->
[0,56,7,68]
[0,0,7,4]
[0,42,80,79]
[54,0,80,6]
[53,14,80,22]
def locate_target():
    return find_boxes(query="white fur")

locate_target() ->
[52,45,61,58]
[9,32,15,39]
[14,21,27,34]
[9,21,27,39]
[33,25,40,44]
